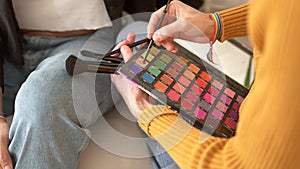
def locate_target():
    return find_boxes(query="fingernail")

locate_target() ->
[5,166,12,169]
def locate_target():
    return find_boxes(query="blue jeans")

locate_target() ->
[7,21,179,169]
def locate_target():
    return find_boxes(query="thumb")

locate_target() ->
[0,149,13,169]
[120,45,133,63]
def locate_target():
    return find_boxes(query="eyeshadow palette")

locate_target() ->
[119,42,249,138]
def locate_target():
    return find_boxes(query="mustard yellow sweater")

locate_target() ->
[138,1,300,168]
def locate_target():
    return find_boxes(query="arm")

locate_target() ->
[217,4,249,42]
[147,1,249,51]
[139,1,300,168]
[138,105,228,168]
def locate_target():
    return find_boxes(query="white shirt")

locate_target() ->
[12,0,112,31]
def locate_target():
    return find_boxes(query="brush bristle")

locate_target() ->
[65,55,88,75]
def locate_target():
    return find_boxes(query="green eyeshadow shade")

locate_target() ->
[148,66,161,77]
[160,53,172,63]
[154,60,166,70]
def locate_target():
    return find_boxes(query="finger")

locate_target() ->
[153,20,182,42]
[162,41,178,53]
[120,45,133,62]
[147,6,166,39]
[111,39,129,57]
[0,148,13,169]
[126,32,135,44]
[112,32,136,57]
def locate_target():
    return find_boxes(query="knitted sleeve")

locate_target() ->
[217,3,249,42]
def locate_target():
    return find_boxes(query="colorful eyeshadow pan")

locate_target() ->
[194,107,207,120]
[212,80,223,90]
[177,56,188,65]
[154,60,167,70]
[188,63,200,74]
[141,72,155,83]
[148,66,161,77]
[160,74,173,85]
[160,53,172,63]
[173,82,185,94]
[196,78,207,89]
[129,64,142,74]
[142,52,154,62]
[168,89,180,102]
[200,72,211,82]
[183,70,195,80]
[178,76,191,87]
[182,98,193,110]
[186,91,198,103]
[154,81,168,92]
[166,68,178,79]
[120,44,249,138]
[191,84,203,95]
[171,62,183,72]
[135,57,148,68]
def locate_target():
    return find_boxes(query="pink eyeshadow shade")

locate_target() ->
[186,91,198,102]
[212,80,223,90]
[167,89,180,102]
[160,74,173,85]
[173,82,185,94]
[166,68,178,79]
[236,95,244,103]
[203,93,215,104]
[216,102,228,112]
[191,85,203,95]
[232,102,240,111]
[194,107,207,120]
[225,117,237,129]
[224,88,235,98]
[208,86,220,97]
[171,61,183,72]
[181,98,193,110]
[220,94,232,105]
[178,76,191,87]
[212,109,224,120]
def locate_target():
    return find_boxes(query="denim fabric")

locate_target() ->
[8,27,118,169]
[7,21,179,169]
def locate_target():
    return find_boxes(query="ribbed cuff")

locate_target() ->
[217,3,249,42]
[138,105,179,137]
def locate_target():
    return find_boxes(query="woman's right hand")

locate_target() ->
[0,119,13,169]
[147,0,215,51]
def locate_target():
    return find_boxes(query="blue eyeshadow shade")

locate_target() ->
[142,72,155,83]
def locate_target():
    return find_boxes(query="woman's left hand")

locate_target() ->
[111,32,152,119]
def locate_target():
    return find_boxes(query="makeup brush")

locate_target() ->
[80,38,150,60]
[65,55,119,76]
[143,0,172,63]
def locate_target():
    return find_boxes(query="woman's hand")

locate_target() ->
[147,0,214,51]
[0,119,13,169]
[111,32,152,119]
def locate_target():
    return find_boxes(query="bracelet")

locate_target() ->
[209,13,222,43]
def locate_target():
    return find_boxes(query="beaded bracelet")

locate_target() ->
[207,13,222,64]
[209,13,222,43]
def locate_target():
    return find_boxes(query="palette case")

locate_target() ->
[119,42,249,138]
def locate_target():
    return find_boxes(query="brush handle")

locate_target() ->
[104,38,150,57]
